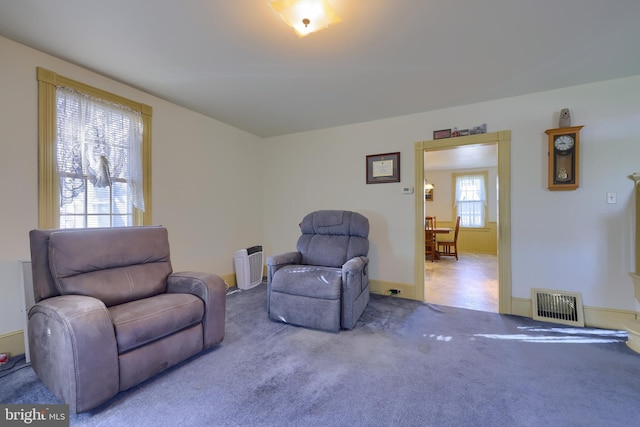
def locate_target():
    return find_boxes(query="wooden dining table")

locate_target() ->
[426,227,452,260]
[433,227,452,235]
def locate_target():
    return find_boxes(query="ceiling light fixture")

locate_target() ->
[424,181,434,193]
[270,0,341,37]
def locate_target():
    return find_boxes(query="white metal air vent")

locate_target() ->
[531,288,585,327]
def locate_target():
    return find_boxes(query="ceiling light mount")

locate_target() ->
[270,0,341,37]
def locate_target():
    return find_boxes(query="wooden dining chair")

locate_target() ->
[425,216,436,229]
[437,216,461,260]
[425,218,437,262]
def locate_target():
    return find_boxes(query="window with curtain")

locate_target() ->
[37,67,152,229]
[56,87,144,228]
[454,173,487,227]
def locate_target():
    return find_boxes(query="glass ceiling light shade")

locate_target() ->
[270,0,341,37]
[425,181,434,193]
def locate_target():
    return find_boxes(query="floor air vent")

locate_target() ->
[532,288,585,327]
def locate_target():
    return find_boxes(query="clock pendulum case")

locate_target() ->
[545,125,584,191]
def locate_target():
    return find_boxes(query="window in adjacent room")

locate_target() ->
[37,67,152,229]
[454,171,488,228]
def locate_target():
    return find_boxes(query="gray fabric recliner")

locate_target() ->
[267,210,370,332]
[28,226,226,413]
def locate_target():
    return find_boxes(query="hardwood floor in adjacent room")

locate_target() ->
[425,252,498,313]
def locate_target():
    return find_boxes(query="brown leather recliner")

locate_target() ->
[28,226,226,413]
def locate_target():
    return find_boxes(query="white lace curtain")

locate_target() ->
[454,174,486,227]
[56,87,144,210]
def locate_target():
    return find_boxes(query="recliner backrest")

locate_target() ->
[30,226,172,306]
[296,210,369,268]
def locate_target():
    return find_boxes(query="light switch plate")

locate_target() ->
[607,192,617,204]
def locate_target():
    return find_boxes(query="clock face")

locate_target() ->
[546,125,582,190]
[554,134,575,152]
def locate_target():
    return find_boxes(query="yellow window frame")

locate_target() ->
[37,67,152,228]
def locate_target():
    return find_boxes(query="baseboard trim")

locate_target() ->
[221,273,235,289]
[222,266,268,289]
[511,297,637,330]
[369,279,416,300]
[511,297,532,318]
[382,292,637,331]
[624,320,640,353]
[0,330,25,359]
[583,305,637,330]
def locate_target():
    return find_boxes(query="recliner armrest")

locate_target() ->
[343,256,368,274]
[167,272,226,349]
[342,256,369,294]
[341,256,370,329]
[266,251,301,283]
[28,295,119,414]
[266,251,301,267]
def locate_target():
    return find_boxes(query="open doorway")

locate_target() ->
[413,131,512,315]
[424,146,498,312]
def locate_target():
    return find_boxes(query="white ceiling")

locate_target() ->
[1,0,639,138]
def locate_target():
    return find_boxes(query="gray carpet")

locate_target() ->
[2,283,639,426]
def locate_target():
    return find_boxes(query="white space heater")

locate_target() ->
[234,245,264,290]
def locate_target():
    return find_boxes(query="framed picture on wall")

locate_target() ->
[366,152,400,184]
[433,129,451,140]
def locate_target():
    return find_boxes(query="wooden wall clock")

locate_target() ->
[545,125,584,191]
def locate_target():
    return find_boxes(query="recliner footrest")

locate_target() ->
[270,292,341,332]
